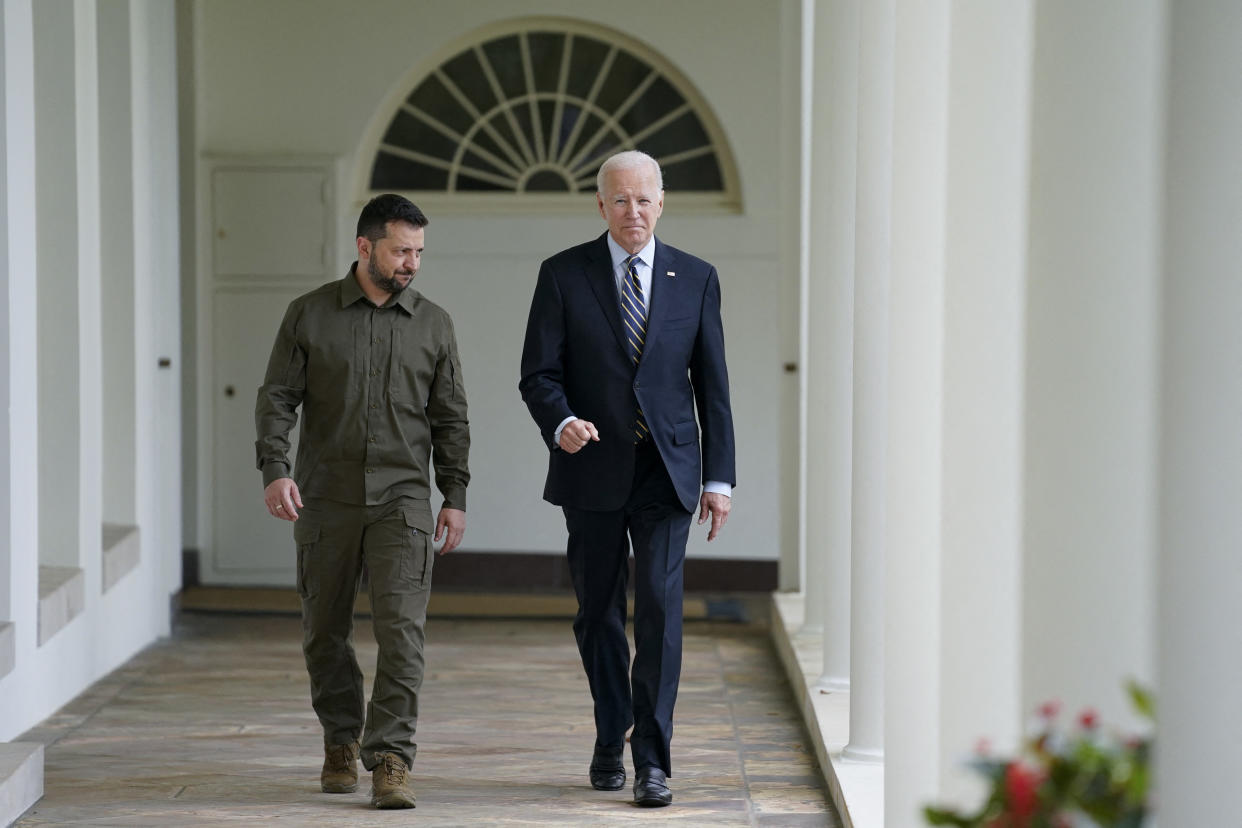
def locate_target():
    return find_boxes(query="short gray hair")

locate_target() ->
[595,150,663,193]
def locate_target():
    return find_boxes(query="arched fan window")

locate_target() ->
[363,20,740,209]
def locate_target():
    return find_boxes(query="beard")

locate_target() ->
[367,256,413,294]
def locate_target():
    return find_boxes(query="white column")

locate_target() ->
[842,0,892,763]
[98,0,137,525]
[33,0,81,570]
[801,0,857,692]
[1022,0,1163,722]
[1157,2,1242,822]
[0,0,38,722]
[174,0,201,580]
[131,0,183,610]
[73,0,103,592]
[938,0,1033,798]
[0,1,12,627]
[887,1,1034,818]
[884,0,949,816]
[777,0,807,594]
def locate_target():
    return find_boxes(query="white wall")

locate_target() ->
[188,0,797,568]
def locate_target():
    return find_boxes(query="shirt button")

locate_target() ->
[369,436,376,443]
[366,468,374,474]
[372,369,379,376]
[370,403,378,409]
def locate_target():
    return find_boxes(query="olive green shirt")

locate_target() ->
[255,267,469,527]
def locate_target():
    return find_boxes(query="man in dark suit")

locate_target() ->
[519,150,735,807]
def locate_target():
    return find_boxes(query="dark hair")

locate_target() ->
[356,194,429,242]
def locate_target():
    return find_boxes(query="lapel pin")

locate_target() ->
[666,271,675,278]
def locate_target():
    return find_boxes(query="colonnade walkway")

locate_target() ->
[15,597,841,826]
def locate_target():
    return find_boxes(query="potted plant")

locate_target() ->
[924,682,1153,828]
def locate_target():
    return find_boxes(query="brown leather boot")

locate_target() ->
[370,751,416,809]
[320,741,360,793]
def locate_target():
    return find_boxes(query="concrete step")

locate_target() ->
[0,742,42,827]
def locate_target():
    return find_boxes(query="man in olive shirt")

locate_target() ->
[255,194,469,810]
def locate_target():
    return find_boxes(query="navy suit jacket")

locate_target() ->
[520,232,736,513]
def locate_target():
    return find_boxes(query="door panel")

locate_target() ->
[212,167,327,277]
[212,288,304,579]
[206,162,332,584]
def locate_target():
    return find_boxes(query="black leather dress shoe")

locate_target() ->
[633,767,672,807]
[589,747,625,791]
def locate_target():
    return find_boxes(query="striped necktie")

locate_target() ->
[621,254,649,442]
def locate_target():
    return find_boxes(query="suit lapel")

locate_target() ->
[584,233,629,358]
[641,239,677,362]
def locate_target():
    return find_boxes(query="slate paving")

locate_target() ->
[17,607,841,827]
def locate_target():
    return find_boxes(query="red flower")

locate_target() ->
[1004,761,1044,820]
[1037,700,1061,720]
[1078,708,1099,730]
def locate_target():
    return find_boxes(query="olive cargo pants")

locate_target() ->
[293,496,434,770]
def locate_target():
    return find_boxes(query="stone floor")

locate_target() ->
[15,604,841,827]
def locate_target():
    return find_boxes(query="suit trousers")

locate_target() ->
[293,496,434,771]
[563,440,693,776]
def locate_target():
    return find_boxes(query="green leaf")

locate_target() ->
[922,806,978,827]
[1127,680,1156,720]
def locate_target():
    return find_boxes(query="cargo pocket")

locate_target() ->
[293,521,321,599]
[402,509,434,589]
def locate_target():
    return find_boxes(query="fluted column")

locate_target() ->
[801,0,857,693]
[841,0,892,763]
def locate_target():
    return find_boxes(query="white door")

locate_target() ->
[208,162,334,584]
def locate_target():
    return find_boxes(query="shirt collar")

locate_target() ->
[341,263,417,314]
[606,234,656,271]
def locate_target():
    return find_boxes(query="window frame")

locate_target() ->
[352,17,742,214]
